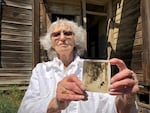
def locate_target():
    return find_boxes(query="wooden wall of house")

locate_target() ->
[109,0,150,110]
[137,0,150,111]
[0,0,32,90]
[43,0,81,17]
[108,0,142,81]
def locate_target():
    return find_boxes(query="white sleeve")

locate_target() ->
[17,64,52,113]
[103,95,117,113]
[97,94,117,113]
[100,94,138,113]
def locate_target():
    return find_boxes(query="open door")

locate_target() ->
[86,3,107,59]
[87,14,107,59]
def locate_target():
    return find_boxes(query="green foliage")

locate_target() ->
[0,86,25,113]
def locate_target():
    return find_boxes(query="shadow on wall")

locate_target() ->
[0,0,6,68]
[111,0,140,68]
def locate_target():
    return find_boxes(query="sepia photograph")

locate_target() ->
[0,0,144,112]
[82,59,111,93]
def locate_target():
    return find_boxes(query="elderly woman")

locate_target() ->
[18,19,139,113]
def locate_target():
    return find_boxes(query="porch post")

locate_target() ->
[32,0,40,68]
[141,0,150,85]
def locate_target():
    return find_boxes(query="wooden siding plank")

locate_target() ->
[1,57,32,63]
[4,0,32,9]
[2,22,32,31]
[132,45,142,53]
[0,86,28,91]
[0,79,30,85]
[1,51,32,56]
[113,23,139,34]
[1,28,32,36]
[1,45,32,52]
[134,36,142,46]
[114,10,140,23]
[5,0,32,4]
[45,0,81,5]
[46,2,81,15]
[2,17,32,25]
[0,68,32,71]
[1,63,32,68]
[86,11,107,16]
[86,0,105,5]
[113,0,140,11]
[1,40,32,47]
[3,5,32,16]
[2,5,32,21]
[1,35,32,42]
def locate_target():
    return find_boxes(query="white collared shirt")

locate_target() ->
[18,56,117,113]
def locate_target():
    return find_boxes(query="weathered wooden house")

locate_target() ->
[0,0,150,112]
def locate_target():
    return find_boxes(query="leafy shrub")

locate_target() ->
[0,86,25,113]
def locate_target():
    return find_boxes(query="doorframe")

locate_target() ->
[32,0,40,68]
[141,0,150,85]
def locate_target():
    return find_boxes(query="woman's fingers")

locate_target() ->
[109,78,137,94]
[109,58,139,95]
[110,68,133,84]
[66,75,85,90]
[110,58,127,71]
[110,78,136,89]
[56,75,87,101]
[59,75,85,94]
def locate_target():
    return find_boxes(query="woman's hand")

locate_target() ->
[56,74,87,110]
[109,58,139,95]
[109,58,139,113]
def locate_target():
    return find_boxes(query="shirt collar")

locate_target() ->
[48,56,81,70]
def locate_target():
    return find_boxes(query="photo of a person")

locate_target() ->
[82,60,110,92]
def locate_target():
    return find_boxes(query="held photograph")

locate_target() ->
[82,59,111,93]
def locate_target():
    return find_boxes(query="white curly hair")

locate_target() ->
[40,19,87,60]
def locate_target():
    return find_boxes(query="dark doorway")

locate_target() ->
[86,14,107,59]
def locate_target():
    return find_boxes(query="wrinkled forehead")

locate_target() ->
[52,23,72,32]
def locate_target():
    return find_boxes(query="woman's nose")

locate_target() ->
[59,32,65,40]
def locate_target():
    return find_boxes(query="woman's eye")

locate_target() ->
[51,32,61,37]
[63,31,73,36]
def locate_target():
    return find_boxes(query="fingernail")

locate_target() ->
[79,95,85,99]
[81,85,85,90]
[110,78,114,83]
[109,85,113,89]
[109,89,116,92]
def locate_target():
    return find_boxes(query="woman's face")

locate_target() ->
[51,23,75,56]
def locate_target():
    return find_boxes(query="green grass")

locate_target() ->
[0,86,25,113]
